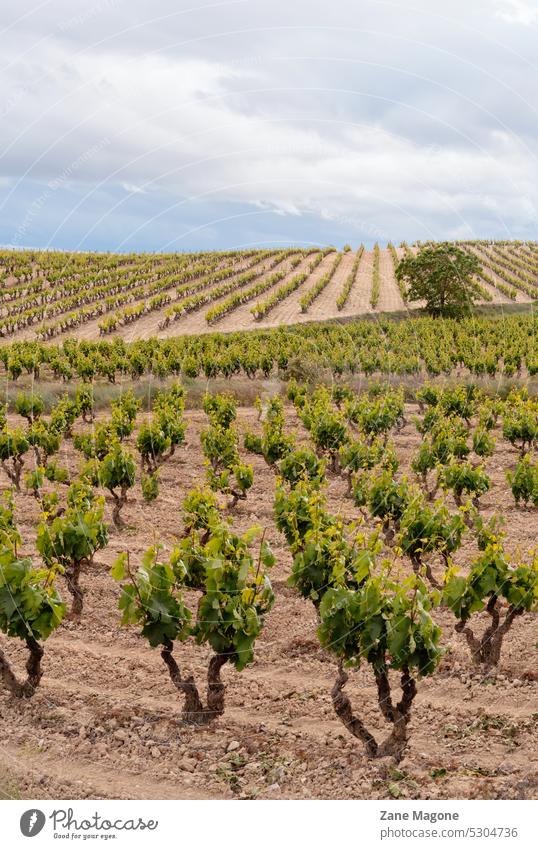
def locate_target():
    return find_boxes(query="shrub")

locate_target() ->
[0,549,65,698]
[444,544,538,667]
[319,572,441,760]
[112,512,274,724]
[37,489,108,617]
[507,454,538,507]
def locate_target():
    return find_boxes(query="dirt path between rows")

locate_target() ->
[341,249,373,316]
[303,250,356,323]
[202,252,314,335]
[376,247,405,312]
[251,251,336,329]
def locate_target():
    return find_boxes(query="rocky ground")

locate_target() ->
[0,402,537,800]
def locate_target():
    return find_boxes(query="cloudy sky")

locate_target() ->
[1,0,537,251]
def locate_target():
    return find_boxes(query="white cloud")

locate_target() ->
[0,0,537,247]
[495,0,538,24]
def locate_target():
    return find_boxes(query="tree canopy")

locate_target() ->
[396,243,482,317]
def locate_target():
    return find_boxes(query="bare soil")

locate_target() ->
[376,248,405,313]
[0,403,536,801]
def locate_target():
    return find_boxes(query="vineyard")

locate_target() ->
[0,373,536,801]
[0,240,536,343]
[0,308,535,387]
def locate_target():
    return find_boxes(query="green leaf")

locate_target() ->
[111,553,128,582]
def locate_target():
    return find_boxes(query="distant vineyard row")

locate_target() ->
[0,312,536,382]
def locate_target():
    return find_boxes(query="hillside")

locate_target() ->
[0,240,536,344]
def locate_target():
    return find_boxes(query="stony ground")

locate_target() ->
[0,402,537,801]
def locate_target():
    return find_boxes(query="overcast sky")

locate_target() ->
[1,0,537,251]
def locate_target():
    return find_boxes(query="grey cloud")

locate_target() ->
[0,0,536,249]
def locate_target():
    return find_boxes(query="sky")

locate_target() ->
[0,0,537,252]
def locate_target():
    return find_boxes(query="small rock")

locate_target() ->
[227,740,241,752]
[114,729,129,742]
[179,757,197,773]
[244,762,261,773]
[151,747,161,758]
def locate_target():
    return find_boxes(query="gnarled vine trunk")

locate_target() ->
[161,639,230,724]
[0,637,44,698]
[65,559,85,618]
[110,487,129,529]
[410,553,441,590]
[331,663,417,762]
[455,598,522,667]
[1,457,24,491]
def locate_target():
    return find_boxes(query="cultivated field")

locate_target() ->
[0,242,536,803]
[0,240,536,344]
[0,378,536,801]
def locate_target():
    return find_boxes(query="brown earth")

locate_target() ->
[340,249,374,316]
[376,248,405,313]
[0,402,537,801]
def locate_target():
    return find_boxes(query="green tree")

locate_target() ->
[395,243,482,317]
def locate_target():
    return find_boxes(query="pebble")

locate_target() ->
[114,729,129,742]
[227,740,241,752]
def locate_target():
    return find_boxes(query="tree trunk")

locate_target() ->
[228,490,243,510]
[382,519,395,546]
[161,640,230,724]
[331,664,417,763]
[480,605,521,666]
[378,668,417,759]
[331,664,378,757]
[65,560,84,618]
[0,637,44,698]
[410,554,441,590]
[111,489,127,529]
[206,653,229,719]
[2,458,24,491]
[455,600,521,667]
